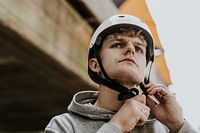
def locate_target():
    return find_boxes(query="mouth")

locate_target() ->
[119,58,138,67]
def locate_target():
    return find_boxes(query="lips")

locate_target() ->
[119,58,138,67]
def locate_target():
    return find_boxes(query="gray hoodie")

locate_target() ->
[45,91,198,133]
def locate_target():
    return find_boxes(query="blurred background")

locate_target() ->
[0,0,199,132]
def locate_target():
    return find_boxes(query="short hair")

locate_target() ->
[104,29,146,44]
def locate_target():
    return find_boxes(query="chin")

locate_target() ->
[109,69,144,83]
[115,77,142,87]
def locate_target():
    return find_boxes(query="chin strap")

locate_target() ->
[118,87,139,100]
[92,71,139,101]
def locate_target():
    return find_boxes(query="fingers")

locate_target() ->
[145,83,174,102]
[125,95,150,126]
[146,83,168,93]
[147,86,168,96]
[140,105,150,118]
[127,94,146,104]
[110,94,150,132]
[123,94,150,116]
[145,83,173,113]
[136,106,150,126]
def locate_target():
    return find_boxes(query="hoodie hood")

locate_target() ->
[68,91,115,120]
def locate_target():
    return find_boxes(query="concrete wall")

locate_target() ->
[82,0,118,22]
[0,0,93,84]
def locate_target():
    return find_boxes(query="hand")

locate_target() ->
[109,95,150,133]
[145,83,184,133]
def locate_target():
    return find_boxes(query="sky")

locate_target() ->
[146,0,200,130]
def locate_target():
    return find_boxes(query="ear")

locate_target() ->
[89,58,101,73]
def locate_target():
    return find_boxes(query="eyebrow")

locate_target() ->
[104,36,147,47]
[106,38,126,44]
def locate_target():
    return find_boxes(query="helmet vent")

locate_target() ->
[96,36,102,45]
[118,15,125,18]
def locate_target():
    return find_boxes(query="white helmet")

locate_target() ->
[90,14,153,46]
[88,14,155,100]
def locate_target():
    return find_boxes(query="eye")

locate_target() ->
[111,43,124,48]
[135,46,143,53]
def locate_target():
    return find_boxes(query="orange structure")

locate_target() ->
[119,0,172,85]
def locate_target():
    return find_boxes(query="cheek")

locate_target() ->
[101,50,117,64]
[100,52,111,68]
[100,53,119,74]
[138,58,147,72]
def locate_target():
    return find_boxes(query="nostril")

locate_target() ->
[124,47,135,55]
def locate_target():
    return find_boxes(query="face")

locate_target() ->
[100,33,147,88]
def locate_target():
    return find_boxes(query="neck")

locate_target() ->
[94,84,124,111]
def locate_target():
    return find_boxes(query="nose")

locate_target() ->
[124,42,135,55]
